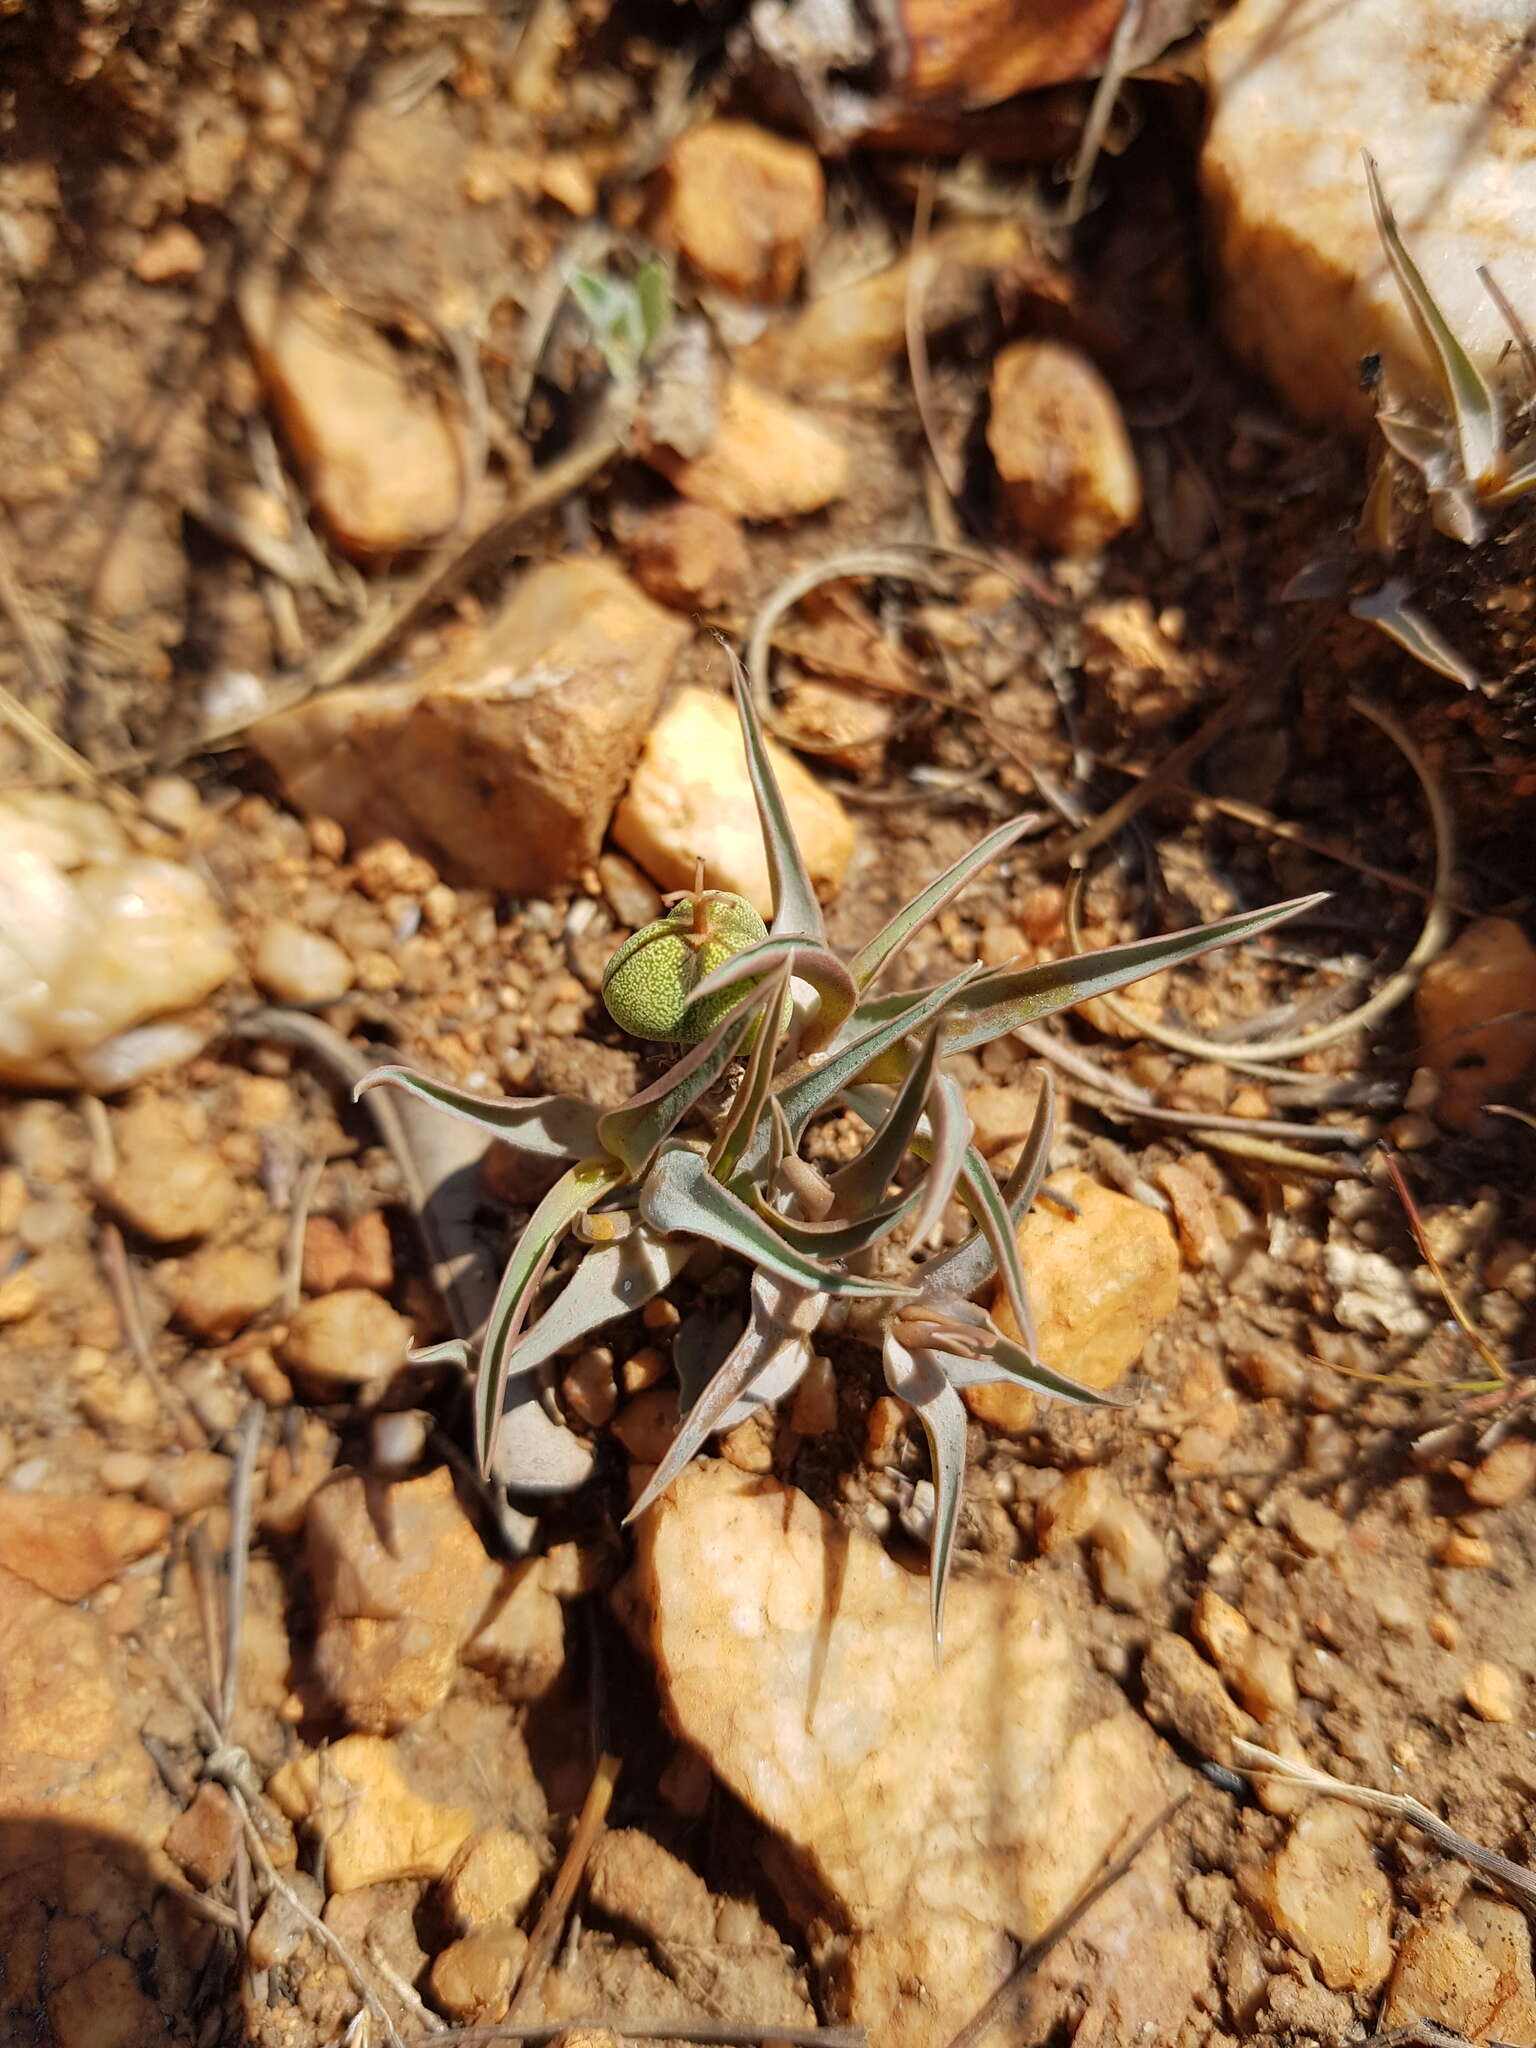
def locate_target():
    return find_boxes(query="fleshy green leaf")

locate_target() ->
[849,814,1035,995]
[883,1332,969,1653]
[1351,581,1482,689]
[639,1145,911,1298]
[407,1338,473,1372]
[709,959,793,1183]
[598,978,770,1175]
[1364,151,1503,490]
[690,936,857,1051]
[353,1066,601,1161]
[634,256,673,353]
[492,1225,690,1383]
[1488,442,1536,505]
[474,1156,625,1474]
[827,1013,944,1217]
[938,893,1325,1055]
[628,1274,823,1522]
[754,1178,924,1257]
[728,653,825,943]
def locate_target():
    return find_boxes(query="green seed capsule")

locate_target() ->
[602,890,768,1043]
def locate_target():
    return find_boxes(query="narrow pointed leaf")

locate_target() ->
[628,1275,820,1522]
[755,1177,924,1256]
[1364,151,1502,489]
[710,959,793,1182]
[474,1156,625,1473]
[850,814,1036,995]
[910,1070,972,1250]
[828,1013,943,1216]
[777,962,986,1138]
[1487,444,1536,504]
[914,1070,1055,1301]
[883,1334,968,1654]
[1351,582,1482,689]
[354,1066,601,1161]
[492,1225,690,1383]
[1378,408,1456,488]
[408,1338,473,1372]
[956,1144,1036,1353]
[690,936,856,1049]
[639,1145,911,1297]
[598,978,769,1175]
[939,893,1326,1055]
[728,654,824,942]
[976,1326,1119,1405]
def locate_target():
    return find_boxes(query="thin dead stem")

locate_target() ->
[944,1795,1186,2048]
[906,165,964,501]
[1064,696,1454,1067]
[507,1751,622,2020]
[1233,1741,1536,1914]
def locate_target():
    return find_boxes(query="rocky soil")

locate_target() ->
[2,3,1536,2047]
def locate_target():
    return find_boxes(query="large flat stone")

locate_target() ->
[252,559,690,896]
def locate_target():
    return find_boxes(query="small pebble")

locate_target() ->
[141,1450,234,1517]
[252,920,355,1005]
[1464,1660,1516,1723]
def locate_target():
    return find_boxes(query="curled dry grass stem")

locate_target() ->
[1063,695,1454,1070]
[1382,1147,1507,1382]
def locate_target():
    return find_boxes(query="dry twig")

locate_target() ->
[506,1751,622,2020]
[1233,1741,1536,1914]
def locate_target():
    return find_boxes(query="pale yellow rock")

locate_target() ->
[1191,1589,1251,1672]
[103,1098,239,1242]
[1383,1919,1501,2039]
[1140,1630,1256,1765]
[1037,1470,1164,1613]
[647,374,849,521]
[1416,918,1536,1132]
[0,1493,169,1601]
[1205,0,1536,429]
[964,1077,1045,1158]
[463,1553,569,1702]
[587,1829,716,1947]
[268,1734,473,1892]
[240,274,462,557]
[0,792,235,1092]
[742,222,1034,397]
[626,1461,1203,2048]
[612,686,854,915]
[440,1827,542,1933]
[252,559,689,897]
[0,1561,176,1847]
[280,1288,413,1394]
[430,1926,529,2023]
[141,1450,234,1518]
[969,1171,1179,1433]
[987,340,1140,556]
[1467,1437,1536,1508]
[170,1243,282,1341]
[1464,1659,1517,1722]
[306,1467,503,1731]
[1258,1805,1393,1992]
[656,120,824,302]
[252,920,354,1005]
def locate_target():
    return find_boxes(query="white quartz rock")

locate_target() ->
[0,792,235,1091]
[1203,0,1536,427]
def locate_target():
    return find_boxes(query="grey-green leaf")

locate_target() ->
[828,1012,943,1217]
[492,1225,690,1383]
[939,893,1325,1055]
[1363,151,1502,490]
[849,813,1037,995]
[728,652,825,943]
[598,978,769,1175]
[1351,581,1482,689]
[915,1070,1055,1302]
[473,1156,625,1474]
[639,1145,911,1298]
[354,1066,602,1161]
[883,1333,969,1654]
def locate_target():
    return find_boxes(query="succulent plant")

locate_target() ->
[360,667,1318,1649]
